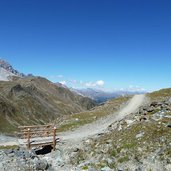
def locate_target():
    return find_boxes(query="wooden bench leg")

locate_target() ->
[53,127,56,151]
[27,128,31,150]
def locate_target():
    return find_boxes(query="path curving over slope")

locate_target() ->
[59,94,146,142]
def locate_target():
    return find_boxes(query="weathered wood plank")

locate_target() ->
[18,124,57,150]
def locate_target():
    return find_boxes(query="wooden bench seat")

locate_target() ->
[18,124,57,150]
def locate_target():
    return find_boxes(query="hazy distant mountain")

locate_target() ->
[0,59,25,81]
[72,88,146,103]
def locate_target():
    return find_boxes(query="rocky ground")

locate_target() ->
[66,98,171,171]
[0,94,171,171]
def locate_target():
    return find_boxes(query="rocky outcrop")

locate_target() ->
[0,147,50,171]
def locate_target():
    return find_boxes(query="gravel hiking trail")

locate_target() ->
[59,94,146,143]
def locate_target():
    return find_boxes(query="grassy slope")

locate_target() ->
[56,96,131,132]
[147,88,171,101]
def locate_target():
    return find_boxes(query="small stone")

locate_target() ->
[137,147,143,152]
[93,116,97,120]
[136,132,144,139]
[126,120,134,125]
[118,167,124,171]
[6,149,14,154]
[101,166,111,171]
[118,125,122,131]
[167,123,171,128]
[88,167,97,171]
[34,159,49,170]
[135,167,143,171]
[75,118,79,121]
[165,164,171,170]
[106,140,112,144]
[85,139,91,143]
[8,153,14,158]
[106,158,113,164]
[147,107,154,112]
[73,148,80,152]
[150,102,159,107]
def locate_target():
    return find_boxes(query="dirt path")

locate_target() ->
[0,135,19,146]
[59,94,146,143]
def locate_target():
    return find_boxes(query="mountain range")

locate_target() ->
[0,58,146,104]
[72,88,146,103]
[0,59,96,133]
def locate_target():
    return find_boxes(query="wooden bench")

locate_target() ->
[18,124,57,150]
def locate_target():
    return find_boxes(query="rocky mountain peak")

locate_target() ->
[0,58,25,81]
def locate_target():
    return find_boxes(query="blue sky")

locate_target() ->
[0,0,171,91]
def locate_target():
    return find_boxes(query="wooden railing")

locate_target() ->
[18,124,57,150]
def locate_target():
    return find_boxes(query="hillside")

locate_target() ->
[57,89,171,170]
[0,76,96,133]
[147,88,171,101]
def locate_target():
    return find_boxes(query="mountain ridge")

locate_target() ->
[0,76,96,133]
[0,59,25,81]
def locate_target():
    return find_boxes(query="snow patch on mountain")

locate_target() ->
[0,67,15,81]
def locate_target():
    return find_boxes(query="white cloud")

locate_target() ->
[96,80,104,86]
[84,80,105,87]
[49,74,105,89]
[85,82,96,87]
[59,80,66,85]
